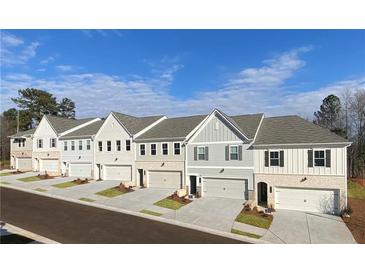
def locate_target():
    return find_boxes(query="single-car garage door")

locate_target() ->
[275,187,339,214]
[203,177,247,199]
[40,159,59,172]
[104,165,132,181]
[69,163,92,178]
[16,157,32,171]
[148,171,182,189]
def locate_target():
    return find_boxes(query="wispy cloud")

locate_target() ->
[55,65,73,72]
[40,56,55,64]
[80,29,124,38]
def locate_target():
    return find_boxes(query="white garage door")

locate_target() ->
[104,165,132,181]
[40,159,59,172]
[203,177,246,199]
[69,163,92,178]
[148,171,182,189]
[16,157,32,171]
[275,187,339,214]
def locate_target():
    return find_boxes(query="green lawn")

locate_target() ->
[231,229,261,239]
[17,176,41,182]
[348,181,365,200]
[235,212,272,229]
[53,181,78,189]
[96,187,125,197]
[79,197,96,202]
[35,188,47,192]
[154,198,185,210]
[140,209,163,216]
[0,172,12,177]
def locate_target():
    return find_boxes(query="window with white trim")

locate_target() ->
[107,141,111,152]
[79,140,83,150]
[126,140,131,151]
[98,141,102,151]
[174,143,181,155]
[230,145,238,160]
[198,146,206,160]
[86,140,91,150]
[162,143,168,155]
[50,138,57,148]
[37,139,43,148]
[71,141,75,151]
[151,144,157,155]
[140,144,146,155]
[116,140,121,151]
[63,141,68,151]
[270,151,279,166]
[314,150,325,166]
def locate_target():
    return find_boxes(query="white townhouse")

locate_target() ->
[59,120,104,178]
[9,128,36,171]
[32,115,100,176]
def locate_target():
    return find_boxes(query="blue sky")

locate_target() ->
[1,30,364,118]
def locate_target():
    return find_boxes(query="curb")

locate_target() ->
[1,184,269,244]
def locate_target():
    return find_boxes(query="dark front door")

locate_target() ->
[190,176,197,195]
[138,169,144,187]
[258,182,268,206]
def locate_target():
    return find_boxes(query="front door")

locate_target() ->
[190,176,197,194]
[138,169,144,187]
[258,182,268,206]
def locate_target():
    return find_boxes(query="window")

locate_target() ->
[63,141,68,151]
[116,140,121,151]
[162,143,168,155]
[314,150,325,166]
[50,138,56,148]
[126,140,131,151]
[71,141,75,151]
[230,145,238,160]
[79,140,83,150]
[270,151,279,166]
[198,146,206,160]
[151,144,157,155]
[107,141,111,152]
[37,139,43,148]
[86,140,91,150]
[18,139,25,147]
[140,144,146,155]
[98,141,103,152]
[174,143,181,155]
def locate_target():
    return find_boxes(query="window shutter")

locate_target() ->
[225,145,229,161]
[238,145,242,161]
[194,147,197,161]
[264,150,269,167]
[205,146,209,161]
[280,150,284,167]
[326,149,331,167]
[308,150,313,167]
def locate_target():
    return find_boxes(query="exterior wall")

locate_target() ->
[10,137,33,168]
[94,115,135,182]
[255,173,347,212]
[32,151,61,176]
[254,146,346,176]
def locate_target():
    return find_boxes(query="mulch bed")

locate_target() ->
[351,178,365,186]
[342,198,365,244]
[72,178,90,185]
[167,193,192,205]
[114,183,135,193]
[37,174,55,180]
[241,205,273,222]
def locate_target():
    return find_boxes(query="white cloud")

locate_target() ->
[40,56,55,64]
[56,65,73,72]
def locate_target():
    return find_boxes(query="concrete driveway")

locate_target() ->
[163,197,245,232]
[262,209,356,244]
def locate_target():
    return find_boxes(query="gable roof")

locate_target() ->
[135,115,207,140]
[59,120,104,139]
[45,115,96,134]
[112,112,164,135]
[229,113,264,140]
[254,115,349,146]
[10,128,36,138]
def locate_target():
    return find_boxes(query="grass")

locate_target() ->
[0,181,11,185]
[17,176,41,182]
[96,187,126,197]
[231,229,261,239]
[140,209,163,217]
[348,181,365,200]
[0,172,12,177]
[79,197,96,202]
[35,188,47,192]
[154,198,185,210]
[235,212,272,229]
[53,181,78,189]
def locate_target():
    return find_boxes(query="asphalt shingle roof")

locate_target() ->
[136,115,207,140]
[230,113,264,139]
[10,128,36,138]
[112,112,164,135]
[254,115,349,145]
[45,115,96,134]
[59,120,104,139]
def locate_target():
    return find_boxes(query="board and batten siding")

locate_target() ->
[254,146,346,176]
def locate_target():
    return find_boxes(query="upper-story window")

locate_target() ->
[79,140,83,150]
[50,138,57,148]
[151,144,157,155]
[37,139,43,148]
[198,146,206,160]
[86,140,91,150]
[98,141,103,152]
[140,144,146,155]
[230,145,238,160]
[107,141,112,152]
[314,150,325,166]
[116,140,121,151]
[126,140,131,151]
[270,151,279,166]
[162,143,168,155]
[174,143,181,155]
[71,141,75,151]
[63,141,68,151]
[18,139,25,147]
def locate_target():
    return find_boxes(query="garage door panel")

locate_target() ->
[16,158,32,171]
[70,163,92,178]
[203,178,246,199]
[40,159,58,172]
[104,165,131,181]
[149,171,181,189]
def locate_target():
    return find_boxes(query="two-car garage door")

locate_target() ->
[275,187,339,214]
[69,163,92,178]
[148,171,182,189]
[203,177,247,199]
[40,159,59,173]
[104,165,132,181]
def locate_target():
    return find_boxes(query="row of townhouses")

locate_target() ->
[10,109,351,215]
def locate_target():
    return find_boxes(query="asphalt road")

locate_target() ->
[0,187,248,244]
